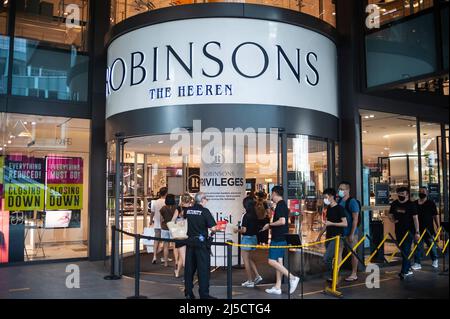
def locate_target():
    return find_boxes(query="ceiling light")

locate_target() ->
[364,115,369,119]
[0,147,2,151]
[158,140,163,144]
[363,130,368,134]
[23,121,28,125]
[369,114,375,118]
[383,135,390,138]
[31,122,36,125]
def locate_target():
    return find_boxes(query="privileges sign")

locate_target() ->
[46,157,83,210]
[4,155,45,211]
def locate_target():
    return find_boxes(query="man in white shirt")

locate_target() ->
[150,187,168,264]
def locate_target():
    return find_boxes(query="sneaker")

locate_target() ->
[399,270,414,280]
[161,257,173,263]
[411,263,422,270]
[241,280,255,288]
[432,260,439,268]
[253,275,263,285]
[265,287,282,295]
[289,276,300,294]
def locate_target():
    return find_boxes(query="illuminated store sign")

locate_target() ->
[106,18,337,118]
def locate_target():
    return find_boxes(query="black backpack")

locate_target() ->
[339,197,362,227]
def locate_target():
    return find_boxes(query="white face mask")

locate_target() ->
[324,198,331,206]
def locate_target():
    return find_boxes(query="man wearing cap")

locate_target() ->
[184,192,217,299]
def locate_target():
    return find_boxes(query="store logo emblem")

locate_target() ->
[366,4,380,29]
[65,264,80,289]
[169,120,278,174]
[65,4,81,29]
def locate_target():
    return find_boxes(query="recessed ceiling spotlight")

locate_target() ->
[158,140,163,144]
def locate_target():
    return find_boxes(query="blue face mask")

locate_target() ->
[338,190,346,198]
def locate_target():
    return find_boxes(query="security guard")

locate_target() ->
[184,192,217,299]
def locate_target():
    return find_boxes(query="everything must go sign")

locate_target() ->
[45,157,83,210]
[1,155,83,211]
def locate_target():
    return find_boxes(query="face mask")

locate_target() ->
[398,195,406,202]
[324,198,331,206]
[419,193,427,199]
[338,190,346,198]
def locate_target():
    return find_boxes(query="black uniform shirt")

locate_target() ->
[186,203,217,238]
[271,200,290,242]
[389,200,418,238]
[416,199,438,235]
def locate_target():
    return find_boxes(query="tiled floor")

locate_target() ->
[0,257,448,299]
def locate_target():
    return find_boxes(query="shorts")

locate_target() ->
[154,228,161,239]
[161,229,172,240]
[241,235,257,251]
[268,240,287,260]
[344,233,359,248]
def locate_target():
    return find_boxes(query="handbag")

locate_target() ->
[167,219,188,240]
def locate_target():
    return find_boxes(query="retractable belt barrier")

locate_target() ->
[105,226,232,299]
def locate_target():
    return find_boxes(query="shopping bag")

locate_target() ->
[167,220,188,240]
[142,227,155,246]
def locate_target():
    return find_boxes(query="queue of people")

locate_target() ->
[146,181,441,299]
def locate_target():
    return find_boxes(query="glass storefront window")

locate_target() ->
[286,135,328,254]
[0,2,8,94]
[0,113,90,264]
[361,110,419,256]
[419,122,444,217]
[365,12,437,88]
[11,38,89,101]
[14,0,89,51]
[10,1,90,102]
[110,0,336,27]
[442,6,449,70]
[367,0,434,26]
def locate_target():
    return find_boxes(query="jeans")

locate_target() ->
[323,238,343,279]
[414,235,438,264]
[399,234,413,275]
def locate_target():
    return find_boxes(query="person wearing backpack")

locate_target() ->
[337,181,361,282]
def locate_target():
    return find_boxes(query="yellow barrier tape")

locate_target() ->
[443,239,449,254]
[388,231,410,263]
[426,227,442,257]
[338,235,366,269]
[226,236,336,249]
[366,234,389,265]
[408,229,427,260]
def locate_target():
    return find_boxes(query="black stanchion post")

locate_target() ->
[287,246,291,300]
[237,222,242,268]
[104,226,121,280]
[300,246,304,299]
[226,242,233,300]
[128,234,147,299]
